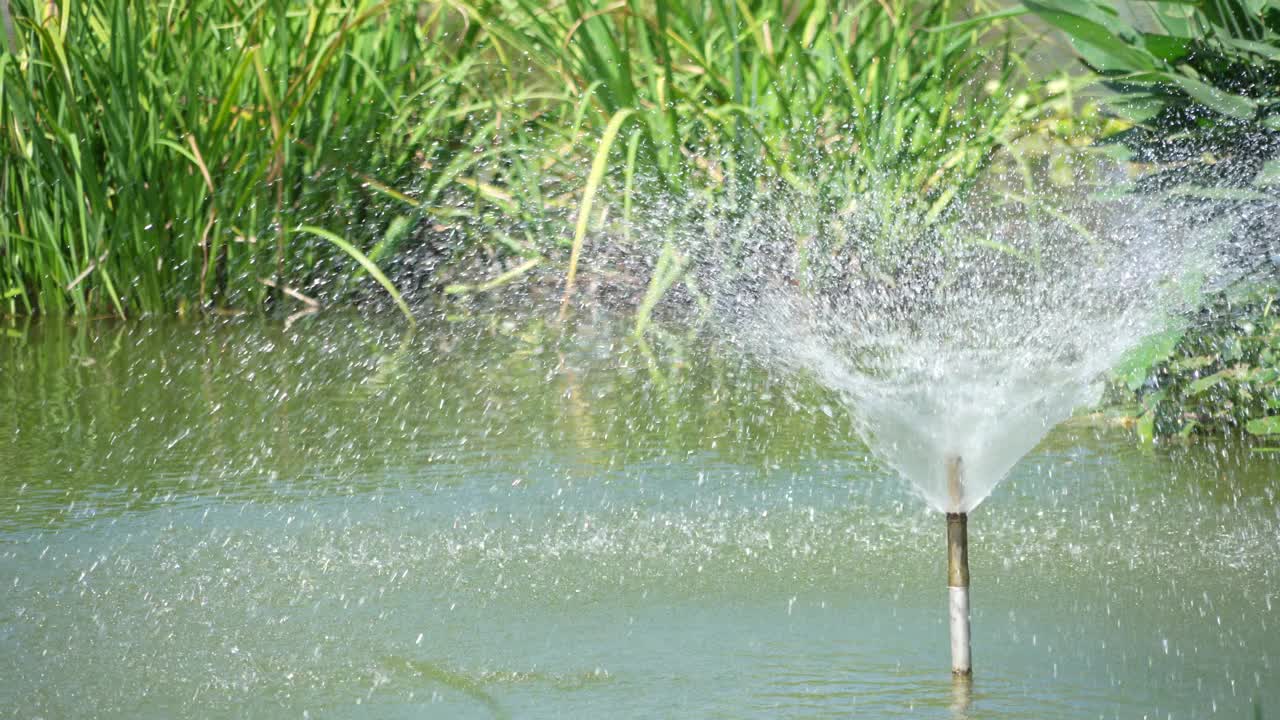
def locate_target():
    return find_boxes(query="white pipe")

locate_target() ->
[950,584,971,675]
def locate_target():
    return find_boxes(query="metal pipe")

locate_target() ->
[946,455,972,676]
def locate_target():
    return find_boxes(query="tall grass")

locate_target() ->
[1,0,1064,317]
[1,0,499,315]
[463,0,1071,316]
[468,0,1051,206]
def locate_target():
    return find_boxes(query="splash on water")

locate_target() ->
[697,190,1229,513]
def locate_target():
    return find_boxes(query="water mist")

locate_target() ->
[691,187,1230,675]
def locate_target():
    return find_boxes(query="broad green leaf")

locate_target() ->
[1149,2,1198,37]
[1186,369,1232,395]
[1142,33,1194,63]
[1127,71,1258,119]
[1106,94,1171,123]
[1137,410,1157,443]
[801,0,828,46]
[1245,367,1278,384]
[1225,37,1280,60]
[1113,324,1187,390]
[1168,355,1216,372]
[1245,415,1280,435]
[1259,159,1280,186]
[1022,1,1161,72]
[1161,72,1259,119]
[367,215,413,266]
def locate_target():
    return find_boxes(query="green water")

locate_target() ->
[1,316,1276,719]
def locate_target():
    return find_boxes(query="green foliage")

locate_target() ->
[1,0,1064,316]
[1025,0,1280,439]
[1111,322,1189,391]
[454,0,1075,318]
[0,0,507,315]
[1246,413,1280,435]
[1131,285,1280,439]
[1022,0,1280,191]
[465,0,1054,212]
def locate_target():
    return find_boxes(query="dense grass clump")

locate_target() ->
[1,0,1061,317]
[1,0,506,315]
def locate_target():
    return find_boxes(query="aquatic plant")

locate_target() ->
[1020,0,1279,208]
[462,0,1054,206]
[0,0,503,315]
[1120,283,1280,445]
[0,0,1063,316]
[1021,0,1280,439]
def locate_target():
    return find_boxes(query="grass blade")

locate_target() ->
[560,107,633,316]
[296,224,415,327]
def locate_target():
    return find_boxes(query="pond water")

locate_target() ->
[1,316,1276,719]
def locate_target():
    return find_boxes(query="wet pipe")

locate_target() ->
[946,455,972,676]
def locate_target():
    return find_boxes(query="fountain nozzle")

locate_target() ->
[946,455,972,677]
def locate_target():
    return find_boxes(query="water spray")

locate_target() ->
[711,183,1220,682]
[946,455,971,676]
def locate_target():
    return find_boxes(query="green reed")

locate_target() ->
[1,0,494,315]
[1,0,1062,317]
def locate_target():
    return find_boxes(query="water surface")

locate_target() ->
[1,316,1276,718]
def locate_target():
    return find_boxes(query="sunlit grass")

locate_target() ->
[1,0,1067,317]
[1,0,496,315]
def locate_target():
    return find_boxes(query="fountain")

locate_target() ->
[698,189,1230,676]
